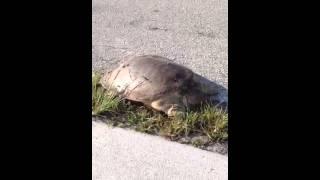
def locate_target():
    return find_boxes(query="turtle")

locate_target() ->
[100,55,227,117]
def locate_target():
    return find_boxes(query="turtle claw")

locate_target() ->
[167,105,186,118]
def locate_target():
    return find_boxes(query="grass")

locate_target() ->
[92,73,122,115]
[92,72,228,145]
[127,104,228,142]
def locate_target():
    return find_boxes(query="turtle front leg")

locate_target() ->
[150,98,186,117]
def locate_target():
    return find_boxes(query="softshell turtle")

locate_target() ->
[100,55,227,117]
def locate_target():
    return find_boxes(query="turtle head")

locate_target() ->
[183,73,228,110]
[209,90,228,110]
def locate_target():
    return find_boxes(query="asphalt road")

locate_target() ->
[92,0,228,88]
[92,0,228,179]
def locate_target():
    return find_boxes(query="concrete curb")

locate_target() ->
[93,120,228,180]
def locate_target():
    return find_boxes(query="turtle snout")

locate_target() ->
[210,94,228,108]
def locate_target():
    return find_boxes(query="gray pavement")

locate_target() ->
[92,0,228,179]
[93,121,228,180]
[93,0,228,88]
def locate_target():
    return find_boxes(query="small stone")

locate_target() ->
[191,136,210,144]
[206,142,228,155]
[178,137,192,144]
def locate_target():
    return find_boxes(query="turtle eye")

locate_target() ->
[172,74,178,82]
[175,73,183,79]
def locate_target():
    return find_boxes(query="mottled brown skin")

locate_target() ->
[100,55,222,116]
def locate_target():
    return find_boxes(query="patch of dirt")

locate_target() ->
[148,26,168,32]
[197,31,216,39]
